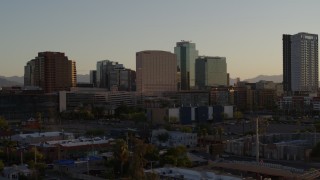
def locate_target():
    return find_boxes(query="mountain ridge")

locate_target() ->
[229,75,282,85]
[0,77,22,87]
[0,74,91,87]
[0,74,283,87]
[243,74,282,83]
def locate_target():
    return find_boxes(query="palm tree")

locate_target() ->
[0,116,9,130]
[217,126,224,141]
[212,127,218,141]
[113,139,129,176]
[3,139,16,163]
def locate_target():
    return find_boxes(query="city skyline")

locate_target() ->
[1,1,320,79]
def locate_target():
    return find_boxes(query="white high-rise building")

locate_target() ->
[291,32,318,93]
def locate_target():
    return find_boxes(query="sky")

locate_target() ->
[0,0,320,79]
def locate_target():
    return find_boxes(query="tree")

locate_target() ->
[0,160,3,171]
[24,147,46,178]
[221,112,228,121]
[131,112,147,122]
[315,122,320,132]
[196,124,210,137]
[113,139,129,176]
[24,147,45,163]
[0,116,9,130]
[161,146,191,167]
[129,139,147,180]
[234,111,243,123]
[145,172,160,180]
[311,142,320,158]
[212,127,218,141]
[180,126,192,133]
[92,106,105,119]
[144,144,159,163]
[85,129,104,137]
[169,116,179,124]
[258,118,269,135]
[157,133,169,143]
[2,140,16,163]
[217,126,224,141]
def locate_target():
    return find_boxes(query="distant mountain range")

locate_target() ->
[77,74,90,83]
[0,74,283,88]
[0,74,91,88]
[0,76,24,84]
[244,74,282,83]
[0,77,22,87]
[230,75,282,85]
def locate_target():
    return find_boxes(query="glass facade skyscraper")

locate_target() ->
[96,60,135,91]
[174,41,198,90]
[195,56,227,89]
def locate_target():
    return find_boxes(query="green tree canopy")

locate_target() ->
[0,116,9,130]
[234,111,243,119]
[311,142,320,158]
[0,160,4,171]
[157,133,169,143]
[180,126,192,133]
[129,138,147,180]
[113,139,129,176]
[161,146,191,167]
[85,129,105,137]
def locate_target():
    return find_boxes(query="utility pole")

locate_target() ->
[20,149,23,165]
[34,145,37,163]
[256,117,259,163]
[314,125,317,146]
[87,156,90,177]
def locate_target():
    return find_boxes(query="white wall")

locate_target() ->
[59,91,67,112]
[224,106,233,119]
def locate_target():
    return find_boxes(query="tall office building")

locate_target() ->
[96,60,135,91]
[90,70,97,87]
[136,50,177,95]
[283,34,292,93]
[96,60,118,89]
[24,52,77,93]
[195,56,228,89]
[174,41,199,90]
[119,69,136,91]
[283,32,318,93]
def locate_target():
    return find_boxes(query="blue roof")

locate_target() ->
[79,156,103,161]
[54,159,75,166]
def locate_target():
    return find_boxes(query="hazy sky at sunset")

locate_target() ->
[1,0,320,79]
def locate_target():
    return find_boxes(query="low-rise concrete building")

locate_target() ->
[2,165,32,180]
[32,137,114,162]
[11,131,74,144]
[225,133,319,161]
[151,129,197,148]
[145,167,241,180]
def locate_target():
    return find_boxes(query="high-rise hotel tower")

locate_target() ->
[24,52,77,93]
[283,32,318,94]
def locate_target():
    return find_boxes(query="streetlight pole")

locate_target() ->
[256,117,259,163]
[313,125,317,146]
[87,156,90,177]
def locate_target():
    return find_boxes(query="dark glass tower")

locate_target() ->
[283,34,292,93]
[174,41,198,90]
